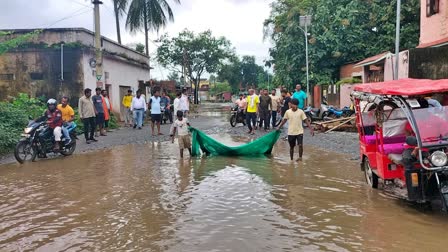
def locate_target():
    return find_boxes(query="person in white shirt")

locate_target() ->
[171,111,191,158]
[148,90,162,136]
[179,89,190,117]
[173,91,181,119]
[130,90,147,129]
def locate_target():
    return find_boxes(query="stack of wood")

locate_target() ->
[312,116,356,133]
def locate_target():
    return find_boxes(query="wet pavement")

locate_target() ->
[1,103,448,251]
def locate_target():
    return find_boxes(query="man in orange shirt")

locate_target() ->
[102,90,113,133]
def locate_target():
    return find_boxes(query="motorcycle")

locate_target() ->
[230,105,246,127]
[326,106,355,119]
[304,103,330,122]
[14,120,77,164]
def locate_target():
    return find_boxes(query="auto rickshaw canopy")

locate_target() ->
[353,78,448,96]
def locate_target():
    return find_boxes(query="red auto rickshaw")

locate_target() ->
[352,78,448,210]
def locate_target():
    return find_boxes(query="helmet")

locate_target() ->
[47,98,57,105]
[47,98,57,111]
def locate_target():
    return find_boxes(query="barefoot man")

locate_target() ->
[277,98,313,161]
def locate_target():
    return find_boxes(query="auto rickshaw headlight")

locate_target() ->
[430,151,448,167]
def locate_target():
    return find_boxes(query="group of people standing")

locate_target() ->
[121,88,190,136]
[235,84,313,161]
[78,88,113,144]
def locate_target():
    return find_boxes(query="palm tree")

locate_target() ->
[125,0,180,56]
[113,0,128,45]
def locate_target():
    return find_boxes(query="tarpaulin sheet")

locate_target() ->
[353,78,448,96]
[190,127,280,157]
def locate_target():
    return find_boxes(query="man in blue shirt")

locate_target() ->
[292,84,307,110]
[149,90,162,136]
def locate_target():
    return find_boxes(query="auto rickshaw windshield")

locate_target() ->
[410,106,448,143]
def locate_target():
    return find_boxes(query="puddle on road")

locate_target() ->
[0,136,448,251]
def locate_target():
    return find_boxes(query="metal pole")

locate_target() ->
[60,43,64,81]
[93,0,103,82]
[394,0,401,80]
[305,17,310,105]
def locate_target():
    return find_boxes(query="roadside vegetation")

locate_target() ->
[0,94,118,154]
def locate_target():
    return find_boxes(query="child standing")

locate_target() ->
[277,98,314,161]
[171,111,192,158]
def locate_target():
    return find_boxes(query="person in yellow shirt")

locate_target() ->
[245,89,260,135]
[122,89,133,127]
[57,96,75,145]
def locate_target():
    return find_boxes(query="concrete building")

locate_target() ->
[418,0,448,48]
[0,28,150,120]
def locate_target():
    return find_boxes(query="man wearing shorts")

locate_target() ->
[171,111,192,158]
[277,98,313,161]
[149,90,163,136]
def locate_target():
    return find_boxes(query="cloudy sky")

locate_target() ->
[0,0,273,79]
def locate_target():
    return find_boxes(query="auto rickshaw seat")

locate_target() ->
[364,135,406,145]
[383,143,405,154]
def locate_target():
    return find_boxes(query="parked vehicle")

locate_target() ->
[326,106,355,119]
[352,78,448,211]
[14,120,77,164]
[230,105,246,127]
[303,103,330,122]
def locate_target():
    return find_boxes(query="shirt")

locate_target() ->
[160,96,170,109]
[173,118,190,136]
[92,95,104,114]
[235,98,247,110]
[284,108,307,135]
[292,90,307,109]
[246,95,260,113]
[173,98,180,114]
[281,96,291,116]
[131,96,147,111]
[57,104,75,122]
[149,96,161,114]
[259,95,272,111]
[104,97,111,110]
[270,95,281,111]
[78,95,96,119]
[180,94,189,111]
[44,109,63,129]
[122,95,133,108]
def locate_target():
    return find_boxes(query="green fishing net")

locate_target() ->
[190,127,281,157]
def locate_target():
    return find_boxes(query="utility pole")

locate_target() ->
[394,0,401,80]
[300,15,312,105]
[93,0,103,83]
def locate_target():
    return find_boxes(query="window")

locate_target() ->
[427,0,439,17]
[0,74,15,81]
[30,72,44,80]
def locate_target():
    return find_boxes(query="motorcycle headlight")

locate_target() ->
[430,151,448,167]
[24,127,33,134]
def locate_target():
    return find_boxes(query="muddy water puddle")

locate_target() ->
[1,136,448,251]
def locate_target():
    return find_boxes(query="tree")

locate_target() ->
[210,81,232,96]
[0,30,41,55]
[167,71,182,86]
[264,0,420,88]
[126,0,180,56]
[113,0,128,44]
[217,58,242,93]
[135,43,145,53]
[157,29,234,104]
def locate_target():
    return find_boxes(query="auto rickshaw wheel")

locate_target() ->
[364,158,379,189]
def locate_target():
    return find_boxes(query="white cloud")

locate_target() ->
[0,0,273,79]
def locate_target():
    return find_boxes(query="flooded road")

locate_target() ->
[1,134,448,251]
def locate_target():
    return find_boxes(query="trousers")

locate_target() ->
[246,112,257,131]
[82,117,96,140]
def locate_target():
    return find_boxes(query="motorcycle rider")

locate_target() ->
[44,98,63,151]
[57,96,74,145]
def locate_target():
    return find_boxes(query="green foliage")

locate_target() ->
[265,0,420,87]
[335,77,362,86]
[0,30,41,55]
[135,43,145,53]
[157,29,235,87]
[0,93,46,154]
[210,82,232,96]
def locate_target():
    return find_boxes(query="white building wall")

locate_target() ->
[82,52,149,117]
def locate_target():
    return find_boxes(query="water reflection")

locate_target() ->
[0,136,448,251]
